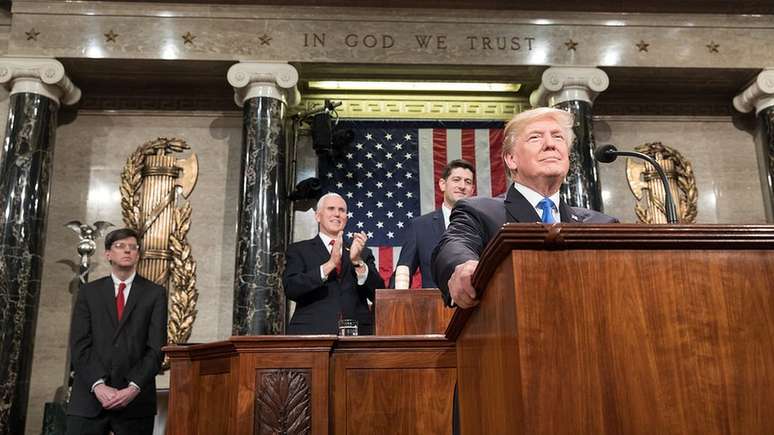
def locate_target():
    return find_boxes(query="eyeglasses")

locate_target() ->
[112,242,140,251]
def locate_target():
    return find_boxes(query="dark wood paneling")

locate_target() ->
[375,289,453,335]
[197,371,234,435]
[332,338,456,435]
[455,224,774,434]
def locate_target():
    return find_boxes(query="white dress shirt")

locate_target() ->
[512,181,561,223]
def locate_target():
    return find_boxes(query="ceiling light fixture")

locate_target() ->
[307,80,521,93]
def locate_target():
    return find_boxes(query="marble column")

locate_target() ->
[530,67,609,211]
[733,69,774,222]
[227,62,300,335]
[0,58,80,435]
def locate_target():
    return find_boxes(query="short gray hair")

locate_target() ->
[316,192,346,211]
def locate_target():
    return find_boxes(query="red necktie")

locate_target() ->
[116,282,126,321]
[329,240,342,276]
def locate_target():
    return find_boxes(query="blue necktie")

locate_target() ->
[538,197,556,223]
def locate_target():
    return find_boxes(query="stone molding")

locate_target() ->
[9,2,774,69]
[530,66,609,107]
[227,62,300,107]
[0,57,81,106]
[0,57,81,105]
[733,70,774,114]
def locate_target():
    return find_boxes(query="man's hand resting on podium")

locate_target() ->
[448,260,479,308]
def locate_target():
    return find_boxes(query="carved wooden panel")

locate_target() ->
[254,369,312,435]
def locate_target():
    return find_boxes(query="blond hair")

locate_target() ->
[501,107,575,178]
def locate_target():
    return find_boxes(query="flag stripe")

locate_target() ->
[446,129,462,162]
[432,129,448,209]
[474,129,492,198]
[411,270,422,289]
[377,246,393,287]
[419,129,435,215]
[489,129,507,196]
[461,129,477,173]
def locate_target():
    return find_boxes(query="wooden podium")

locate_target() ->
[375,288,454,335]
[446,224,774,435]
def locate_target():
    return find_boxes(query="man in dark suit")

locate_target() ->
[433,107,618,435]
[393,159,475,289]
[433,107,618,308]
[66,228,167,435]
[283,192,384,335]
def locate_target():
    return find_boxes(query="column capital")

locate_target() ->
[0,57,81,106]
[227,62,300,108]
[733,69,774,114]
[529,66,609,107]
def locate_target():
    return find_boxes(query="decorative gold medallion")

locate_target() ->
[626,142,698,224]
[120,138,199,360]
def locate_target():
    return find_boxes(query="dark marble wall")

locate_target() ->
[232,96,288,335]
[556,100,603,211]
[756,106,774,222]
[0,93,58,435]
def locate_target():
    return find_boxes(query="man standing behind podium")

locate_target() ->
[67,228,167,435]
[432,107,618,309]
[283,192,383,334]
[393,159,475,289]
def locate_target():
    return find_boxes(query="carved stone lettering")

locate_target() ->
[344,33,395,48]
[415,34,448,49]
[303,33,326,48]
[466,35,535,50]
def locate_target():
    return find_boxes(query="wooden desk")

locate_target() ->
[165,335,455,435]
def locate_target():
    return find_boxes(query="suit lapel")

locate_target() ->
[313,236,330,265]
[504,185,542,223]
[114,276,144,339]
[340,239,353,279]
[559,201,582,223]
[100,278,119,329]
[432,208,445,237]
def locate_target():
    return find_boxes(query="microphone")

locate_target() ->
[594,144,679,224]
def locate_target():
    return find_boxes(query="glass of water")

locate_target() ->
[338,318,359,336]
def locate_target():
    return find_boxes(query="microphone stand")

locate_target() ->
[597,146,680,224]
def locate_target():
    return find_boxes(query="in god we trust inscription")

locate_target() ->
[302,32,538,52]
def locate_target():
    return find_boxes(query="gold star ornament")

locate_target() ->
[25,28,41,41]
[564,39,578,51]
[706,41,719,53]
[182,32,196,45]
[636,40,649,52]
[104,30,119,43]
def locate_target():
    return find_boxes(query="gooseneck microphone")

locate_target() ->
[594,144,680,224]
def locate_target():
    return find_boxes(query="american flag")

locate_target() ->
[319,120,507,287]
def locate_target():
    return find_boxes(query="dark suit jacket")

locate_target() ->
[394,208,445,288]
[432,185,619,306]
[68,274,167,419]
[283,236,384,335]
